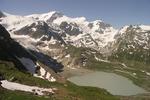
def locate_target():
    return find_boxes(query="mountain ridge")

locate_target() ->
[0,10,150,99]
[0,11,118,52]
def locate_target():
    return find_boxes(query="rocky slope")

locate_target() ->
[111,25,150,63]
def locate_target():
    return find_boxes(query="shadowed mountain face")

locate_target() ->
[0,24,37,60]
[29,50,63,73]
[0,24,34,71]
[0,24,63,73]
[0,24,11,40]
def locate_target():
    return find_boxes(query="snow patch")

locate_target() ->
[119,26,129,34]
[67,65,76,70]
[49,76,56,82]
[141,70,150,76]
[94,56,110,63]
[121,63,128,68]
[35,66,56,82]
[32,28,36,31]
[65,54,70,58]
[40,67,46,76]
[146,72,150,76]
[133,73,136,76]
[1,80,54,95]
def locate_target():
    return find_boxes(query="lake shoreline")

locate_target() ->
[68,71,148,96]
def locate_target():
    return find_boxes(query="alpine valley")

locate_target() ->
[0,11,150,100]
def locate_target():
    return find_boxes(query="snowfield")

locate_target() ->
[1,80,55,95]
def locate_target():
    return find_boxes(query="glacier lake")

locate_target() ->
[68,71,147,96]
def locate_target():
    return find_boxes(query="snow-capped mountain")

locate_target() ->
[0,11,150,65]
[0,11,118,53]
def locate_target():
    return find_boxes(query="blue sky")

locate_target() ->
[0,0,150,28]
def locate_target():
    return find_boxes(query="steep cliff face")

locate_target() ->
[0,24,63,82]
[0,24,33,71]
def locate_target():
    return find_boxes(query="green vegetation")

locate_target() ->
[67,45,86,59]
[0,88,51,100]
[0,60,61,88]
[0,60,118,100]
[85,55,122,70]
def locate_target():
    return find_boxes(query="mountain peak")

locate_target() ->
[42,11,63,17]
[92,20,103,23]
[47,11,63,15]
